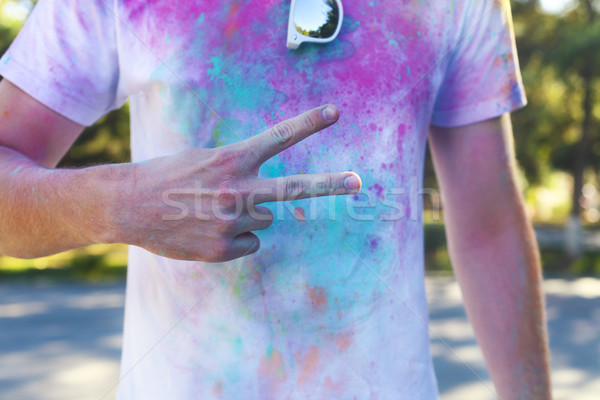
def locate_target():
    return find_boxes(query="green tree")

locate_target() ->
[512,0,600,257]
[0,0,131,168]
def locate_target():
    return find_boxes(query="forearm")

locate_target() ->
[0,145,129,258]
[445,197,551,399]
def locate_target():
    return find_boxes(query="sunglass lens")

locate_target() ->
[294,0,340,39]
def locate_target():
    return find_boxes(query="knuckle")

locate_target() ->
[211,239,232,261]
[285,178,308,199]
[214,215,236,234]
[317,175,334,195]
[270,122,294,145]
[215,189,240,210]
[209,148,238,169]
[302,113,318,131]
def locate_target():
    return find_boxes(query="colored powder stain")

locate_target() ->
[306,285,328,312]
[259,347,286,379]
[3,56,10,65]
[212,120,223,146]
[407,65,411,75]
[2,111,7,117]
[225,22,238,37]
[212,381,223,397]
[369,183,384,200]
[324,376,345,395]
[165,34,170,44]
[9,166,22,175]
[197,12,205,24]
[296,346,319,385]
[335,332,353,350]
[207,57,222,80]
[294,206,305,222]
[388,39,399,46]
[233,337,243,354]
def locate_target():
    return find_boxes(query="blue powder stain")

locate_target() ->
[407,66,411,75]
[266,342,274,358]
[9,166,22,175]
[165,34,170,44]
[197,12,205,24]
[3,56,11,65]
[388,39,399,46]
[31,186,35,193]
[417,31,421,37]
[233,337,243,353]
[207,57,223,79]
[509,80,524,107]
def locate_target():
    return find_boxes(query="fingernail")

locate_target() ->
[344,174,361,192]
[321,105,338,122]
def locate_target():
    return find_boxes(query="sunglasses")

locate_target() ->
[287,0,344,49]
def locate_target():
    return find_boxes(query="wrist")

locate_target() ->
[70,162,136,246]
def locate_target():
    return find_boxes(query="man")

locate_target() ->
[0,0,551,398]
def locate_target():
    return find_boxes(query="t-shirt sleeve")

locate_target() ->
[0,0,125,126]
[431,0,526,128]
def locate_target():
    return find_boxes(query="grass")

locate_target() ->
[1,224,599,282]
[0,244,128,283]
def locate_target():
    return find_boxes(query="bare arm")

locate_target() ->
[429,114,552,399]
[0,79,121,257]
[0,79,360,261]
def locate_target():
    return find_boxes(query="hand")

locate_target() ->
[115,104,362,262]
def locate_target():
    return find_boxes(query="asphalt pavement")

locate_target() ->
[0,276,598,400]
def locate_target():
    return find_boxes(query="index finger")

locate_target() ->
[241,104,339,167]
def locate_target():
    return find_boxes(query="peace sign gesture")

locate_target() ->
[118,105,361,262]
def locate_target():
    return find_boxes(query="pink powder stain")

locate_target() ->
[295,346,320,385]
[369,183,384,200]
[370,238,379,250]
[397,124,406,137]
[305,285,328,313]
[212,381,223,397]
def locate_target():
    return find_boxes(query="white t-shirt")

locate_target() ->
[0,0,526,398]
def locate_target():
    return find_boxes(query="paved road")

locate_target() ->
[1,277,599,399]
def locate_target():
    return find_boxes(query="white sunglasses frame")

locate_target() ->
[286,0,344,49]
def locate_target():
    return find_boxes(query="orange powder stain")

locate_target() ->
[325,376,345,395]
[225,3,239,37]
[258,348,286,381]
[2,111,7,117]
[296,346,320,385]
[306,285,328,312]
[225,22,238,37]
[334,332,353,351]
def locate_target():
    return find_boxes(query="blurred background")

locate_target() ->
[0,0,599,399]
